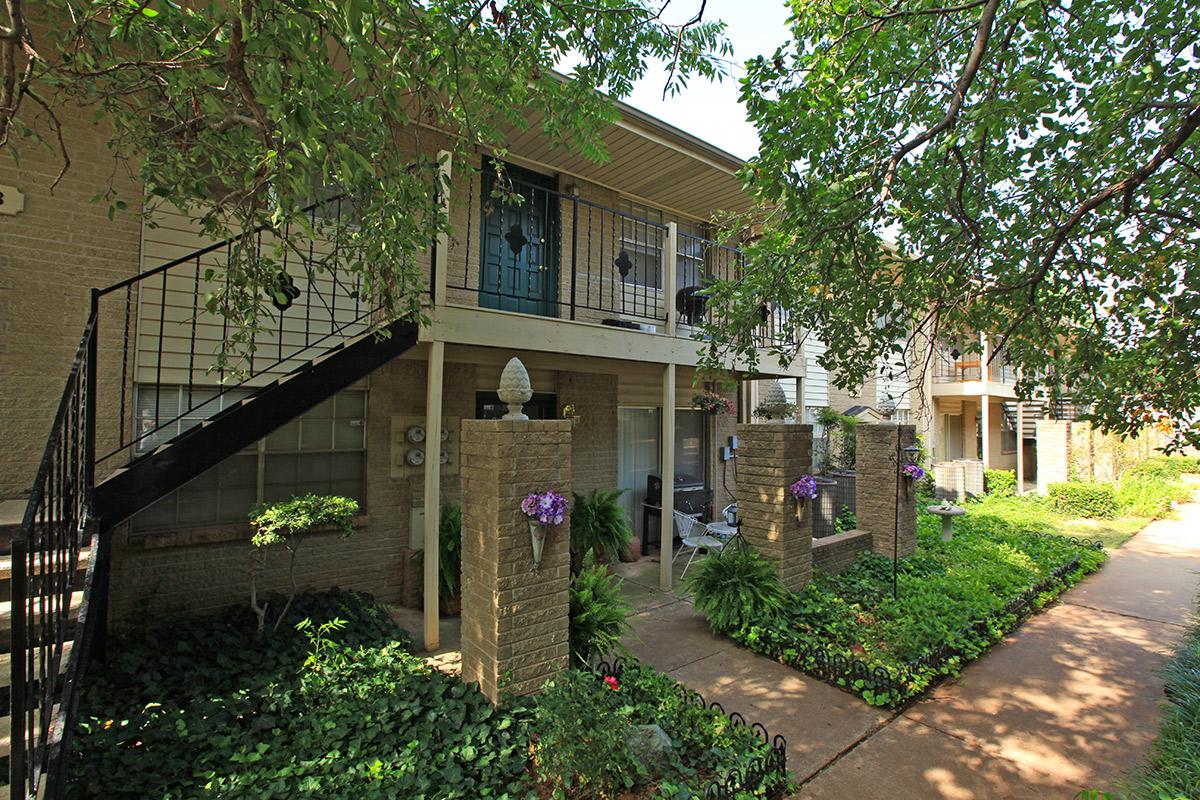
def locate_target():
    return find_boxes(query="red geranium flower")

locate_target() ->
[603,675,619,691]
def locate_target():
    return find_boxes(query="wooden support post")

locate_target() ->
[661,362,676,592]
[981,395,992,468]
[1016,399,1025,493]
[664,222,678,337]
[433,150,452,306]
[423,339,445,652]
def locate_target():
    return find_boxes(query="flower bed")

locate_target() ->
[733,519,1106,707]
[69,590,786,799]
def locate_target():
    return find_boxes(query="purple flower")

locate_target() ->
[903,464,926,481]
[522,490,568,526]
[789,475,819,501]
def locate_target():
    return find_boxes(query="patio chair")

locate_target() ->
[672,510,728,578]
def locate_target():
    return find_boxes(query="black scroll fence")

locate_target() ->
[592,657,788,799]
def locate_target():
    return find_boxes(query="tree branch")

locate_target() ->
[878,0,1000,203]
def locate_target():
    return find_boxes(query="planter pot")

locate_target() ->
[528,520,549,570]
[619,538,640,563]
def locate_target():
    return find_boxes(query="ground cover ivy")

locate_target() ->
[732,511,1106,708]
[68,590,533,800]
[70,590,785,799]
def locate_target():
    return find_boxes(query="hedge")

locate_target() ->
[1048,481,1118,519]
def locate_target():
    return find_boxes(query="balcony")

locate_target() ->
[931,343,1015,398]
[429,168,792,369]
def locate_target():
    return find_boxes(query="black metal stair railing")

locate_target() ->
[94,194,369,468]
[9,299,101,800]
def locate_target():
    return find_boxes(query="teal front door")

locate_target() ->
[479,163,559,316]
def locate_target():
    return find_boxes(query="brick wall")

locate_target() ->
[1036,419,1071,496]
[735,423,813,591]
[108,356,479,621]
[855,423,917,559]
[812,529,871,574]
[459,419,572,701]
[1,101,143,499]
[557,371,618,494]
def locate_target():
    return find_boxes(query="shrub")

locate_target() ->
[248,494,358,631]
[439,504,463,601]
[1116,476,1181,519]
[686,546,787,634]
[531,670,642,798]
[833,505,857,534]
[570,489,633,570]
[984,469,1016,497]
[1048,481,1118,519]
[1125,455,1200,482]
[569,552,631,665]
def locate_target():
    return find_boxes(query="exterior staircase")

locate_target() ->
[7,197,420,799]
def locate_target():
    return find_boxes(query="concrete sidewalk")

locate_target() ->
[619,491,1200,799]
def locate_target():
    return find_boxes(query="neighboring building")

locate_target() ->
[1,87,804,635]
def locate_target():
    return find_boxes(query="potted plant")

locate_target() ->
[570,488,634,574]
[902,463,926,496]
[692,390,734,416]
[788,474,819,521]
[521,489,569,570]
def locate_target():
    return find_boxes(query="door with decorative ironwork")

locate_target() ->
[478,163,559,316]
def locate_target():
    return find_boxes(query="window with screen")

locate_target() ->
[131,387,367,534]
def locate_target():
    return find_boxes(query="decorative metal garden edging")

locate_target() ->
[593,658,788,799]
[742,532,1105,708]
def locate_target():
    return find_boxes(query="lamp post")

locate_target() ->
[892,428,921,600]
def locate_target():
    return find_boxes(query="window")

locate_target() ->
[476,392,558,420]
[1000,408,1018,454]
[617,199,707,292]
[131,388,367,533]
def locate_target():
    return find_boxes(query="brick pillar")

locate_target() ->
[459,419,572,702]
[1036,419,1072,496]
[736,423,813,591]
[856,423,917,559]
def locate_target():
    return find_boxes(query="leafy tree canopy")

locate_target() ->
[2,0,727,372]
[700,0,1200,450]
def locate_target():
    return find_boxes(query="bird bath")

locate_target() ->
[927,503,966,541]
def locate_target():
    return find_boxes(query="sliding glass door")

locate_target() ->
[617,407,709,536]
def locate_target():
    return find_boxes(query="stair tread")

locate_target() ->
[0,642,74,690]
[0,549,90,581]
[0,591,85,625]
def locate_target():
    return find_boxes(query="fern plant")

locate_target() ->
[568,551,631,665]
[438,504,463,604]
[570,489,634,571]
[685,546,788,635]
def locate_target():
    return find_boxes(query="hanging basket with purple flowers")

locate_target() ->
[902,464,926,482]
[788,474,819,521]
[521,490,569,570]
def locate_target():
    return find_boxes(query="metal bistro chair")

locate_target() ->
[672,510,731,577]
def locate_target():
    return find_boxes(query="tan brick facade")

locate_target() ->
[812,529,871,575]
[735,423,813,591]
[856,423,917,559]
[557,371,618,494]
[1,102,142,498]
[459,419,572,701]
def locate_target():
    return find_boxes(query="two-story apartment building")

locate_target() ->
[0,86,803,650]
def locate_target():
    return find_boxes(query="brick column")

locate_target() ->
[736,423,813,591]
[855,423,917,559]
[459,419,572,702]
[1036,419,1072,496]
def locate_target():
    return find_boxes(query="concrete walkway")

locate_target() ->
[618,490,1200,799]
